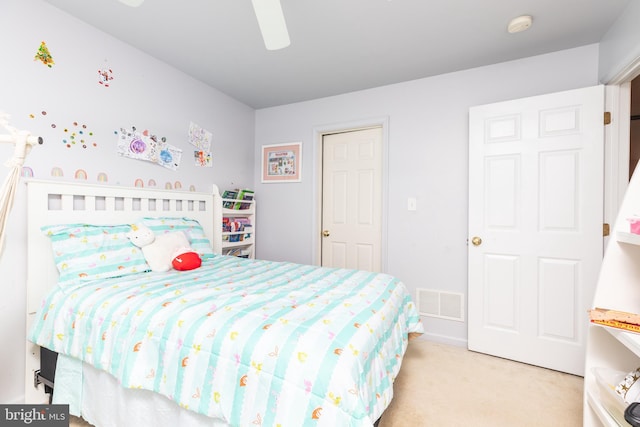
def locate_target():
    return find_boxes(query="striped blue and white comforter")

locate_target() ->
[29,255,424,426]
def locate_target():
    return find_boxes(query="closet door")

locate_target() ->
[321,127,382,272]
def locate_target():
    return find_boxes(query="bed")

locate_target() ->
[24,179,423,426]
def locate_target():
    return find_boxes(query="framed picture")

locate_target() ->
[261,142,302,183]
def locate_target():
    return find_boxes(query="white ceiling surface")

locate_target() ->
[44,0,631,109]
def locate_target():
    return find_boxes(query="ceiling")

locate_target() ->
[44,0,631,109]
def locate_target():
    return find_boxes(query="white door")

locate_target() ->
[321,127,382,271]
[468,85,604,376]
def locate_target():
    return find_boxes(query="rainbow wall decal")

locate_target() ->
[21,167,34,178]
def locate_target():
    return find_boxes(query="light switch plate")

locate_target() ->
[408,197,417,211]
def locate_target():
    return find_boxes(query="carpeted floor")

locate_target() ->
[378,340,583,427]
[70,340,583,426]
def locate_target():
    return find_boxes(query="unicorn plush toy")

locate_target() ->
[126,223,201,272]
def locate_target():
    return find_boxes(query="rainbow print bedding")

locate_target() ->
[29,255,423,426]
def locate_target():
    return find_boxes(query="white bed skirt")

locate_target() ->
[53,355,230,427]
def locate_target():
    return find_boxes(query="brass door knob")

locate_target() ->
[471,236,482,246]
[322,230,330,237]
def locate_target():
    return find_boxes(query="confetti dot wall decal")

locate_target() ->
[60,121,97,149]
[29,111,98,149]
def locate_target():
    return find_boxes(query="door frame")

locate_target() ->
[604,82,631,249]
[605,58,640,240]
[311,117,390,269]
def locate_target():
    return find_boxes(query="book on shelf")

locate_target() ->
[222,189,238,208]
[589,307,640,333]
[224,247,250,258]
[234,217,251,226]
[234,189,255,210]
[222,217,247,232]
[222,189,238,199]
[590,318,640,333]
[221,189,254,210]
[228,234,244,242]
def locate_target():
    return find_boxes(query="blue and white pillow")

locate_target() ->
[42,223,150,285]
[138,217,215,259]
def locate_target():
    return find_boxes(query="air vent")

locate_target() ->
[416,289,464,322]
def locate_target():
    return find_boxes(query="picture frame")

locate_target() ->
[261,142,302,183]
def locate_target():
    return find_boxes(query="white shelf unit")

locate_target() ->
[584,167,640,426]
[221,198,255,259]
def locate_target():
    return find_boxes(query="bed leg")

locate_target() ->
[34,347,58,404]
[45,385,54,405]
[33,369,55,403]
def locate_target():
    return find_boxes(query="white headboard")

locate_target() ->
[24,179,222,403]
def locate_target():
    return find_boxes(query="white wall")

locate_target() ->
[0,0,255,404]
[598,0,640,83]
[254,44,601,345]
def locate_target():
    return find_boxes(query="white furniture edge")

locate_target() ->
[584,153,640,425]
[616,230,640,245]
[24,179,222,403]
[585,387,619,426]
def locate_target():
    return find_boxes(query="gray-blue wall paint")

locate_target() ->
[0,0,255,404]
[254,44,600,345]
[599,0,640,83]
[4,0,640,405]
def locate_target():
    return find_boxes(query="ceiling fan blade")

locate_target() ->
[118,0,144,7]
[251,0,290,50]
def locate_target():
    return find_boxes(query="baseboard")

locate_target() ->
[4,394,25,405]
[419,331,468,348]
